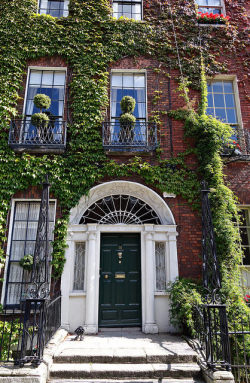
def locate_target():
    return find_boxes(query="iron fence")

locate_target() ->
[102,120,157,151]
[8,119,67,152]
[0,295,61,366]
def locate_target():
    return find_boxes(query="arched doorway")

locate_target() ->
[61,181,178,334]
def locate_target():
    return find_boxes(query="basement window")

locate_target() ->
[196,0,225,15]
[38,0,69,18]
[113,0,142,21]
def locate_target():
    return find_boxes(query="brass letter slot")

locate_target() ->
[115,273,125,279]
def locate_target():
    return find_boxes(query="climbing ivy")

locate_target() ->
[0,0,248,304]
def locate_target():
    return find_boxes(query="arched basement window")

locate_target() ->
[80,195,161,225]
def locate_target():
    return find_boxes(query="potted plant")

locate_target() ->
[19,254,34,272]
[31,94,51,141]
[197,12,230,25]
[119,96,136,143]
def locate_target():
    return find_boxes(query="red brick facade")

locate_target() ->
[5,0,249,286]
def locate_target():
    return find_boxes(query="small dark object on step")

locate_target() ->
[74,326,84,341]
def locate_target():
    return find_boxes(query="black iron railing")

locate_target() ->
[102,120,157,151]
[191,182,250,382]
[0,176,62,366]
[9,119,67,152]
[0,295,61,366]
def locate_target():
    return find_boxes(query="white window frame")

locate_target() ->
[23,66,67,118]
[207,75,244,142]
[110,69,147,121]
[112,0,143,21]
[72,241,87,292]
[1,199,57,307]
[37,0,69,17]
[196,0,226,15]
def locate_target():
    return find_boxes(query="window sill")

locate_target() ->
[198,23,227,28]
[69,291,86,297]
[154,291,169,296]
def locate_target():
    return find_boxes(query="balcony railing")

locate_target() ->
[102,120,157,152]
[9,119,67,153]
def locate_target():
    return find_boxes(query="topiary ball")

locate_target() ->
[120,113,136,129]
[120,96,136,114]
[33,94,51,110]
[31,113,50,127]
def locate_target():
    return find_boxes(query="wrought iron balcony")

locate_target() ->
[102,119,157,152]
[9,119,67,153]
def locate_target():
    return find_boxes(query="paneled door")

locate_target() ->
[99,233,141,327]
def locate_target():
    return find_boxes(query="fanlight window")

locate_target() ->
[80,195,161,225]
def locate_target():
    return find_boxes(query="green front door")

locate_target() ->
[99,233,141,327]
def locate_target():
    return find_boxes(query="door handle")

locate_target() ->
[104,274,109,279]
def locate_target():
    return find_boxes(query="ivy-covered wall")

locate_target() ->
[0,0,249,317]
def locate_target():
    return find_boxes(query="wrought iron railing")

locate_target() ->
[0,177,62,366]
[9,119,67,152]
[190,182,250,382]
[102,120,157,151]
[0,295,61,366]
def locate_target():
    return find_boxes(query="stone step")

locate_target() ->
[49,363,201,380]
[53,348,197,364]
[49,380,205,383]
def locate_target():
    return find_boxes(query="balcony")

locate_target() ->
[8,119,67,153]
[102,120,157,152]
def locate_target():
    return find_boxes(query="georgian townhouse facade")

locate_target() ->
[0,0,249,336]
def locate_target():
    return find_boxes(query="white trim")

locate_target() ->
[22,67,67,117]
[69,181,175,226]
[62,181,178,334]
[1,199,57,307]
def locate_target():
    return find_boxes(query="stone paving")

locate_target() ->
[54,328,198,364]
[49,329,204,382]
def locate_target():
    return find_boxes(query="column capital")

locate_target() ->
[88,232,97,240]
[145,232,154,241]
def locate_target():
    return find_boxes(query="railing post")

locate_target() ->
[201,181,231,371]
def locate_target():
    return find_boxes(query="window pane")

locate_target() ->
[155,242,166,291]
[73,243,85,290]
[54,72,66,86]
[225,94,235,108]
[123,74,133,87]
[111,74,122,87]
[213,82,223,93]
[215,108,226,121]
[29,71,42,85]
[214,94,225,108]
[226,109,237,124]
[42,71,54,85]
[224,82,234,93]
[134,75,145,88]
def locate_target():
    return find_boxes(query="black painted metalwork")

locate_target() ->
[102,120,157,152]
[191,181,250,382]
[9,119,67,153]
[201,180,221,302]
[0,177,61,366]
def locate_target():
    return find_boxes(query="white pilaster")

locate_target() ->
[61,237,74,330]
[84,227,98,334]
[168,232,179,282]
[143,228,158,334]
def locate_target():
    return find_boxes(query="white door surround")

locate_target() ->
[61,181,179,334]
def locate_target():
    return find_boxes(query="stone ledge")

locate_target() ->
[202,367,235,383]
[0,328,68,383]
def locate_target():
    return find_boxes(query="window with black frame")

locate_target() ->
[38,0,69,17]
[3,201,55,308]
[113,0,142,20]
[110,72,146,145]
[24,69,66,143]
